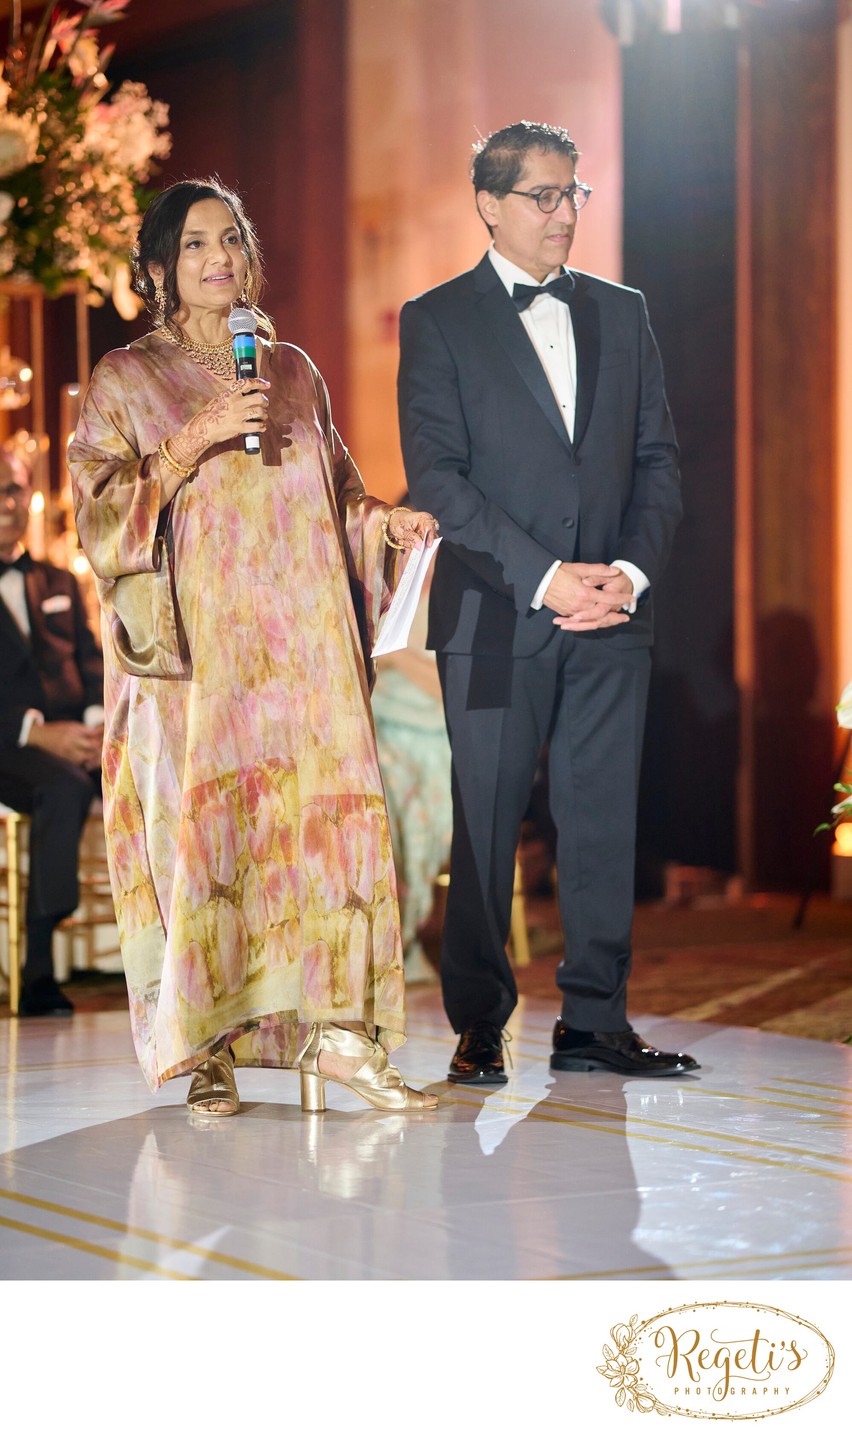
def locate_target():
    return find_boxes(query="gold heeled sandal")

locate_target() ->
[187,1047,240,1116]
[298,1023,439,1113]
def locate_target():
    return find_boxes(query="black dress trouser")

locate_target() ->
[437,630,651,1035]
[0,745,99,978]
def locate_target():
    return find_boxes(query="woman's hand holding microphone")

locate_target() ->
[157,378,271,503]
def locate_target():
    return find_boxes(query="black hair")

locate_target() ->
[131,177,274,339]
[471,120,579,196]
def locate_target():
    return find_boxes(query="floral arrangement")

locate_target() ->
[0,0,170,315]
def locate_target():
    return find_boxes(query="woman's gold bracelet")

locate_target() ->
[382,505,409,550]
[158,437,195,480]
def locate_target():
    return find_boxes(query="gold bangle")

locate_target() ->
[158,437,194,480]
[382,505,409,551]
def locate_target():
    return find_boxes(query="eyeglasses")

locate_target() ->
[0,484,29,503]
[506,183,592,213]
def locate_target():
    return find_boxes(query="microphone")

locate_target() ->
[227,306,261,455]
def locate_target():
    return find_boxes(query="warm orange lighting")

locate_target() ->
[29,491,45,514]
[72,554,89,576]
[65,430,76,450]
[833,823,852,857]
[19,366,33,383]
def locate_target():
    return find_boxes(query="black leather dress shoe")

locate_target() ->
[17,976,74,1017]
[448,1022,508,1084]
[550,1019,698,1076]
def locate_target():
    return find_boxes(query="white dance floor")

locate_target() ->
[1,991,851,1281]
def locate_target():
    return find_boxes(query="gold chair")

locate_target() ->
[509,856,531,967]
[0,805,25,1014]
[0,802,118,1014]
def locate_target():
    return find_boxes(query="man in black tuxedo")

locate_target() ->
[0,447,103,1016]
[398,121,698,1081]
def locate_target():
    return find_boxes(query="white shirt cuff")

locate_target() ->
[610,559,649,615]
[83,705,105,728]
[19,709,44,746]
[531,560,562,611]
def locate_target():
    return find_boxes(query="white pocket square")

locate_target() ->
[41,594,72,614]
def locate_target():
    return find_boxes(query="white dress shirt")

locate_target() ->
[487,245,648,614]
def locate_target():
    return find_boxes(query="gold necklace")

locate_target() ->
[159,324,234,379]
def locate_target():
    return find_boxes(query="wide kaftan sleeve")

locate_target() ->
[308,359,404,685]
[69,351,191,679]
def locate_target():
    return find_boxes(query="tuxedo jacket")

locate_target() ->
[398,255,682,657]
[0,559,104,749]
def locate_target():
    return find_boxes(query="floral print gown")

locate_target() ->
[69,333,406,1090]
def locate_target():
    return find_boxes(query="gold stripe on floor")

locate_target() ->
[541,1243,852,1280]
[0,1186,299,1280]
[0,1213,197,1280]
[443,1092,852,1183]
[440,1087,852,1169]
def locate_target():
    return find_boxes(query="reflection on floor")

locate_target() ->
[1,990,851,1280]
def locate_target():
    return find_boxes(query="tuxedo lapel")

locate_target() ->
[569,274,600,453]
[474,258,572,455]
[23,568,44,655]
[0,583,32,655]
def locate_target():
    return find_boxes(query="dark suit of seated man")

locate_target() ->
[0,447,104,1016]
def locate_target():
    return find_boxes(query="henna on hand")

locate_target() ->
[172,388,238,466]
[170,378,270,466]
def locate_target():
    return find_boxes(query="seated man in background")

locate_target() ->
[0,445,103,1016]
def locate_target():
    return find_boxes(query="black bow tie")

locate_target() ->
[0,552,32,576]
[512,273,575,311]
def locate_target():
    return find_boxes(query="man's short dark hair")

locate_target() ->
[471,121,579,196]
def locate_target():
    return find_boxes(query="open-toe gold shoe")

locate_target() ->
[187,1047,240,1116]
[298,1023,439,1113]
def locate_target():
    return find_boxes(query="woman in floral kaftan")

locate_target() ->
[69,179,439,1116]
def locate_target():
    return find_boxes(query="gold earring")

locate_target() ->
[238,289,250,308]
[154,284,166,322]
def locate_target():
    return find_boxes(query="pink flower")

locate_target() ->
[238,765,278,863]
[271,484,294,537]
[176,815,213,912]
[220,502,244,554]
[301,804,348,912]
[276,818,298,869]
[215,903,248,995]
[174,940,215,1013]
[265,923,297,972]
[110,831,136,891]
[302,939,334,1007]
[307,687,333,748]
[261,858,290,925]
[339,809,376,904]
[346,911,369,1001]
[102,735,122,787]
[252,584,294,668]
[207,693,240,773]
[372,895,403,979]
[241,864,267,936]
[195,788,241,888]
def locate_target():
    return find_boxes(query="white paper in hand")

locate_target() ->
[371,538,441,657]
